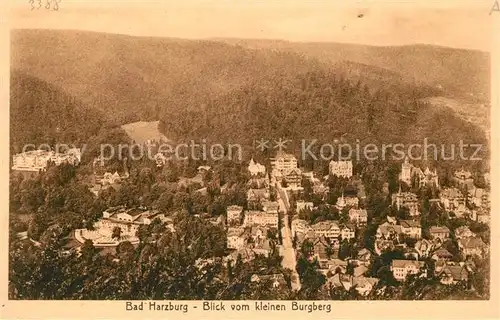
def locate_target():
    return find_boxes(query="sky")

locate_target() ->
[9,0,495,51]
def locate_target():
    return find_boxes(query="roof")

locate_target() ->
[378,224,402,235]
[440,188,464,199]
[440,265,468,281]
[353,265,369,277]
[342,224,355,231]
[459,236,486,249]
[349,208,368,217]
[227,205,243,212]
[400,220,421,228]
[274,151,297,161]
[429,226,450,234]
[312,220,339,231]
[353,276,379,288]
[248,188,268,198]
[262,201,279,209]
[455,226,473,236]
[357,248,371,257]
[432,247,453,258]
[227,227,245,237]
[391,259,425,268]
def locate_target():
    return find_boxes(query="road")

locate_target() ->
[276,183,301,291]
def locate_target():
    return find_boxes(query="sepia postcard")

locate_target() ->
[1,0,499,318]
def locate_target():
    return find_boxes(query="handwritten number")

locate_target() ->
[29,0,61,10]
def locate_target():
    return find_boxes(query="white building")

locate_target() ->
[312,221,340,240]
[329,160,353,178]
[348,208,368,226]
[341,225,356,240]
[243,211,278,228]
[12,148,81,173]
[271,152,298,174]
[391,259,426,281]
[226,205,243,225]
[261,201,280,215]
[291,219,312,236]
[400,220,422,239]
[248,158,266,176]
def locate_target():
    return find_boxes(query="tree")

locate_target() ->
[112,226,122,240]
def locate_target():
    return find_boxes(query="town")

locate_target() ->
[9,145,491,300]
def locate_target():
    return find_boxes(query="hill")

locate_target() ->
[10,71,105,153]
[213,38,490,102]
[11,29,327,124]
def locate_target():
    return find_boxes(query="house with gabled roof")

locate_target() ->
[429,226,450,242]
[349,208,368,226]
[400,220,421,239]
[458,236,487,258]
[439,265,469,285]
[454,226,475,239]
[391,259,426,281]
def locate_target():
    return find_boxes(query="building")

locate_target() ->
[312,236,332,260]
[376,222,402,240]
[458,237,487,258]
[454,226,475,240]
[323,273,379,296]
[476,209,490,224]
[261,201,279,215]
[415,239,434,258]
[271,152,298,173]
[431,247,454,262]
[468,187,490,209]
[12,148,81,173]
[247,188,270,206]
[291,219,312,236]
[335,192,346,211]
[391,259,426,281]
[282,168,303,188]
[429,226,450,242]
[400,157,413,185]
[453,168,474,189]
[329,160,353,178]
[248,158,266,177]
[78,206,164,247]
[400,220,421,239]
[296,200,314,213]
[311,220,340,241]
[399,157,438,188]
[341,224,356,240]
[439,265,469,285]
[250,274,287,289]
[249,225,269,243]
[227,227,246,250]
[344,196,359,208]
[392,190,420,216]
[356,248,372,267]
[439,188,465,212]
[226,205,243,225]
[243,211,278,228]
[348,208,368,226]
[414,167,439,189]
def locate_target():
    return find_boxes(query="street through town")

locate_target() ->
[276,183,301,291]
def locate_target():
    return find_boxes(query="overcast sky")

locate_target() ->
[10,0,494,51]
